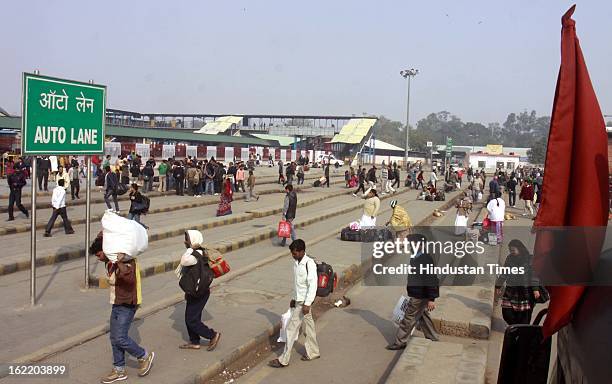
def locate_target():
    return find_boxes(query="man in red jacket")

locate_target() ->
[519,180,535,217]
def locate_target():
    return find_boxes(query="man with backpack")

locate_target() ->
[89,234,155,383]
[7,164,29,221]
[177,230,221,351]
[269,239,320,368]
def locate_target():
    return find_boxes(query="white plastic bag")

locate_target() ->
[454,215,468,236]
[477,192,483,201]
[392,295,411,325]
[101,211,148,263]
[277,309,292,343]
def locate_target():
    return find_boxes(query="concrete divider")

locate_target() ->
[0,173,342,213]
[90,188,407,287]
[0,182,349,276]
[0,179,344,235]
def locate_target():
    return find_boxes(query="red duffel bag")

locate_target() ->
[207,249,230,278]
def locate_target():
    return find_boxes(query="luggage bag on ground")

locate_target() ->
[341,227,362,242]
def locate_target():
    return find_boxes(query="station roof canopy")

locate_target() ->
[0,106,10,117]
[249,133,301,147]
[330,118,377,144]
[106,125,269,146]
[364,139,404,151]
[193,116,243,134]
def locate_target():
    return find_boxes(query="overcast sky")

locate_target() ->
[2,1,611,125]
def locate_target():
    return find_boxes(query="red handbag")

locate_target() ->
[483,217,491,228]
[208,255,230,278]
[278,220,291,238]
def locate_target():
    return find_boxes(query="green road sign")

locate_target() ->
[22,73,106,155]
[445,137,453,157]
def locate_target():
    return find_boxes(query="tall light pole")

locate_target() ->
[400,68,419,166]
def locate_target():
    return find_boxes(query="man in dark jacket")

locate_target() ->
[278,160,284,184]
[392,164,401,189]
[104,166,120,212]
[386,234,440,350]
[506,175,518,207]
[7,165,29,221]
[173,162,185,196]
[488,176,500,202]
[37,156,51,191]
[142,163,154,193]
[324,163,330,188]
[366,165,377,189]
[280,184,298,247]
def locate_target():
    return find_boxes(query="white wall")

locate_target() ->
[469,155,520,171]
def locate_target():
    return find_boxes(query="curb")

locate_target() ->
[0,173,341,213]
[0,182,347,276]
[89,188,392,287]
[0,178,344,234]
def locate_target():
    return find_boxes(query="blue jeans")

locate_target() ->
[205,179,214,195]
[109,305,146,369]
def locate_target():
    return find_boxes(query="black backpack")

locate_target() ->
[306,259,337,297]
[179,250,214,298]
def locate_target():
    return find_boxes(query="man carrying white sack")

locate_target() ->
[101,211,148,264]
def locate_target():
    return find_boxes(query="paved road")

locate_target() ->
[0,183,456,384]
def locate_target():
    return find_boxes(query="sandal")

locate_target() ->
[301,355,321,361]
[268,359,287,368]
[179,344,201,350]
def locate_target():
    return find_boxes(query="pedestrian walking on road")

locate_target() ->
[246,170,259,202]
[128,184,149,227]
[392,164,401,189]
[324,163,330,188]
[488,176,500,202]
[142,162,154,193]
[353,167,366,196]
[204,159,215,195]
[486,193,506,243]
[366,165,377,189]
[235,165,246,192]
[130,160,140,186]
[68,162,81,200]
[36,156,51,191]
[269,239,320,368]
[506,175,517,207]
[297,164,305,185]
[519,180,535,217]
[429,170,438,189]
[278,160,284,184]
[44,179,74,237]
[280,184,298,247]
[416,170,424,189]
[386,234,440,351]
[89,234,155,383]
[7,165,29,221]
[104,166,120,213]
[177,230,222,351]
[216,177,233,216]
[496,240,544,325]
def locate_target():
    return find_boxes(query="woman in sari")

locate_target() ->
[216,177,233,216]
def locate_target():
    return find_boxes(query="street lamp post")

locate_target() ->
[400,68,419,167]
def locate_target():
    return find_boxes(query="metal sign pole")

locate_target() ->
[85,155,91,288]
[30,157,37,306]
[84,79,95,289]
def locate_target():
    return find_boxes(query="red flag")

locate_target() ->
[533,5,608,339]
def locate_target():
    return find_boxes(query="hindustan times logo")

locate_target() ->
[372,238,486,259]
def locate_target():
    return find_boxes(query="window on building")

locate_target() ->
[506,162,515,170]
[496,162,504,169]
[478,161,486,168]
